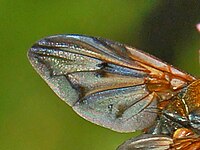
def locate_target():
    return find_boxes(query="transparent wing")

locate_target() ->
[28,34,196,132]
[117,134,173,150]
[117,130,200,150]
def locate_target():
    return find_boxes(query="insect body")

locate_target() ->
[28,34,200,149]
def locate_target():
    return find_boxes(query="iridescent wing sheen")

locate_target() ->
[28,34,196,132]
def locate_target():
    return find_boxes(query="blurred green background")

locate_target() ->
[1,1,200,150]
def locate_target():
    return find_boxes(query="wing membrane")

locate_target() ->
[28,34,196,132]
[117,134,173,150]
[117,133,200,150]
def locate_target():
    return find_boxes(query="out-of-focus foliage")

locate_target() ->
[0,1,199,150]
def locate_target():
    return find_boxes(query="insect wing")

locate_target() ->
[28,34,195,132]
[117,133,200,150]
[117,134,173,150]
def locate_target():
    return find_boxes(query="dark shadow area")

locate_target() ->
[135,1,200,64]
